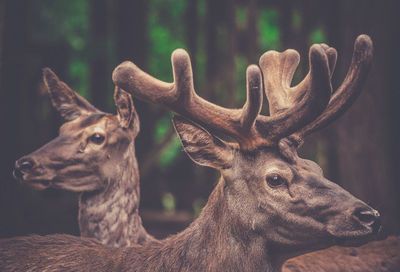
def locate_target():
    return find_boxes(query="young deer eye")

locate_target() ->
[89,133,105,145]
[266,174,287,188]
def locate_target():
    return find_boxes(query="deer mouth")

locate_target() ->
[13,167,53,190]
[31,179,51,188]
[16,175,52,190]
[331,226,384,247]
[25,179,52,190]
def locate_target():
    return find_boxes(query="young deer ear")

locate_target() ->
[43,68,101,121]
[114,87,139,131]
[172,115,234,169]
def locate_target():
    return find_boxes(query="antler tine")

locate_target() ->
[293,34,373,140]
[112,49,200,107]
[240,65,263,133]
[319,44,338,78]
[256,43,332,143]
[283,45,337,109]
[113,49,267,149]
[170,49,195,102]
[289,44,337,108]
[259,49,300,115]
[112,62,174,104]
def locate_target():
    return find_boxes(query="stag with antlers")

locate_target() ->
[0,35,379,272]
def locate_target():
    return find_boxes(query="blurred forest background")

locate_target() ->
[0,0,399,239]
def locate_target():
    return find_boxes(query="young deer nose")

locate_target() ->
[354,208,381,233]
[14,158,35,179]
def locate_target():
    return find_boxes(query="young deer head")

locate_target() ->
[112,34,380,267]
[14,69,138,191]
[13,69,154,247]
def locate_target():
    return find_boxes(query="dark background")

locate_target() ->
[0,0,399,239]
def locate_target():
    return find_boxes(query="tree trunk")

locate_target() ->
[205,0,220,101]
[89,0,109,111]
[116,0,148,68]
[185,0,198,71]
[115,0,151,159]
[0,0,30,237]
[278,0,293,50]
[0,0,5,88]
[324,0,400,233]
[245,0,258,64]
[225,0,238,107]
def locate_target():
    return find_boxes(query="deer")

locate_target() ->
[0,34,381,272]
[12,68,155,247]
[281,236,400,272]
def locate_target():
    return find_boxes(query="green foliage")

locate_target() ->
[154,114,173,143]
[69,58,89,99]
[310,28,326,44]
[158,136,182,168]
[197,0,206,18]
[236,6,247,29]
[148,0,187,81]
[292,9,302,30]
[236,55,247,104]
[32,0,89,50]
[216,25,229,54]
[258,9,280,51]
[32,0,90,98]
[162,192,176,212]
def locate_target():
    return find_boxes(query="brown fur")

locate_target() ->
[14,70,154,247]
[282,236,400,272]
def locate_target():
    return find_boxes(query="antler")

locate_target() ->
[291,35,373,143]
[260,45,337,116]
[113,46,332,150]
[256,43,334,143]
[113,51,260,149]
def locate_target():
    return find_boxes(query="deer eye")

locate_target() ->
[89,133,105,145]
[266,174,287,188]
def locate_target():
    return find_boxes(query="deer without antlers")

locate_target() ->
[13,69,155,247]
[0,35,379,272]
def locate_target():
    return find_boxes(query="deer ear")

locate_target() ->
[114,87,139,131]
[43,68,100,121]
[172,116,233,169]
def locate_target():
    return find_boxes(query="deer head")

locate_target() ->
[113,35,380,256]
[13,69,139,192]
[12,69,154,247]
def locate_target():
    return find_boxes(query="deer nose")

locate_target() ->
[14,158,35,179]
[354,207,381,234]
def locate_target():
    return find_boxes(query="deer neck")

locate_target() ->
[198,178,312,272]
[135,177,273,271]
[78,142,153,247]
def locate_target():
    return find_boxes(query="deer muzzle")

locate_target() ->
[14,157,35,180]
